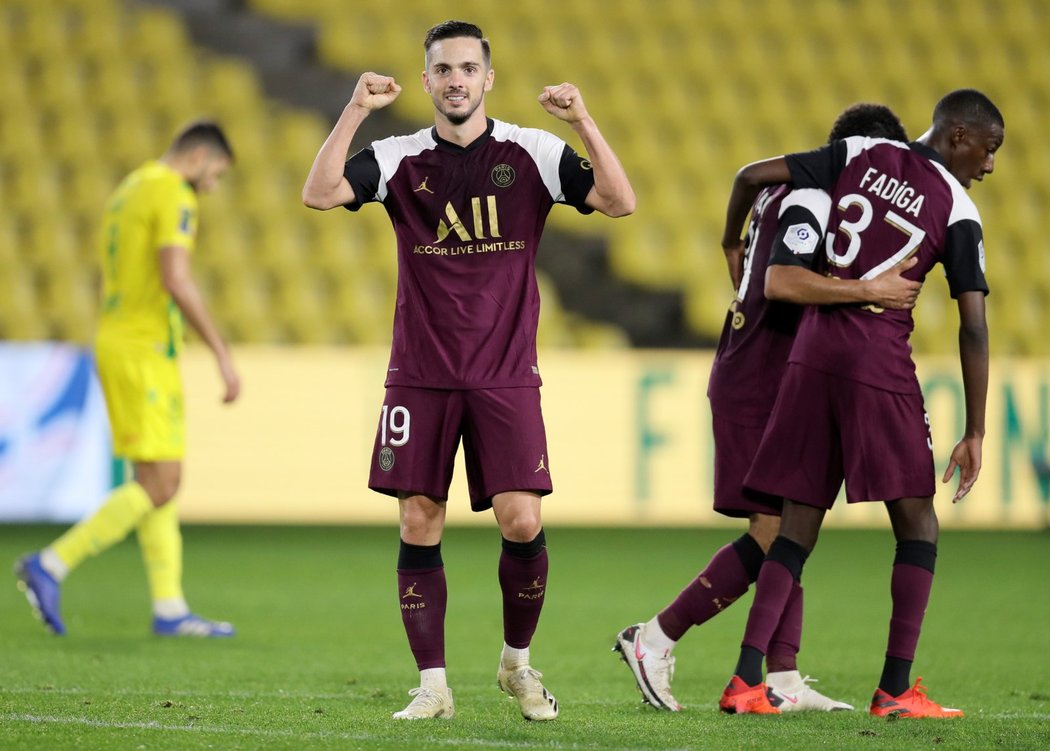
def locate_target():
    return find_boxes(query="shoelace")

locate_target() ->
[404,687,444,708]
[909,677,933,706]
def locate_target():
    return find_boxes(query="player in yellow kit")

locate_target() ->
[16,122,240,637]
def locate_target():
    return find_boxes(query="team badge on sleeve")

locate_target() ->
[179,207,192,234]
[784,223,819,255]
[978,240,986,272]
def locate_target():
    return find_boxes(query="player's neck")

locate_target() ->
[915,127,950,163]
[434,110,489,147]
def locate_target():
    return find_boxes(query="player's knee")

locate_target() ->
[499,512,542,543]
[748,514,781,553]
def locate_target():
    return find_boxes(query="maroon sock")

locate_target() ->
[499,531,548,649]
[656,534,761,641]
[766,581,803,673]
[886,541,937,661]
[740,537,808,655]
[397,540,447,670]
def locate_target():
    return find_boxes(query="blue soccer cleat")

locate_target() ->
[15,553,66,635]
[152,613,235,638]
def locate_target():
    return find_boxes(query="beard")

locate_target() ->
[438,92,483,125]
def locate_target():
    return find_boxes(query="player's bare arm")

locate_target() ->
[303,72,402,211]
[943,290,989,502]
[765,257,921,309]
[722,157,793,288]
[160,245,240,403]
[539,83,635,218]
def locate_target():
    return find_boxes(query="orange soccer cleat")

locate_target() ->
[719,676,781,714]
[869,677,964,719]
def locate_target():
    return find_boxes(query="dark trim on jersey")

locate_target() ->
[785,140,848,192]
[431,118,495,154]
[908,140,948,168]
[944,219,989,297]
[558,144,595,214]
[768,204,824,271]
[342,147,381,212]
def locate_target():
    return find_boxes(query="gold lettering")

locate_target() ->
[436,203,471,243]
[487,195,501,238]
[472,197,486,240]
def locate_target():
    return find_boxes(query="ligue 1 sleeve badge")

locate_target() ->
[379,446,395,472]
[784,223,819,255]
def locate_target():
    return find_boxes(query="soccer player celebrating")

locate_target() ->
[615,104,919,712]
[16,122,239,638]
[303,20,634,720]
[717,89,1002,717]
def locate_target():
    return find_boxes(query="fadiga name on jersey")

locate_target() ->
[857,167,925,218]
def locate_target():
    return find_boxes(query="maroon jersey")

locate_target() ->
[343,118,595,389]
[708,185,830,426]
[786,138,988,393]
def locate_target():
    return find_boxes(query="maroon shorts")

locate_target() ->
[368,386,552,511]
[712,412,782,518]
[744,363,935,509]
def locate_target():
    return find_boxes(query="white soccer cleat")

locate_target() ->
[497,663,559,721]
[612,623,683,711]
[391,686,455,720]
[766,671,854,712]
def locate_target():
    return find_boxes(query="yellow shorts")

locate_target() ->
[95,340,185,461]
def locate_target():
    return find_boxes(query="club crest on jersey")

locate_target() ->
[491,163,515,188]
[978,240,986,273]
[379,446,395,472]
[783,223,819,255]
[179,207,192,233]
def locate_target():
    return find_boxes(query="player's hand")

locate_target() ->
[349,72,402,112]
[943,434,982,503]
[538,83,589,123]
[866,256,921,310]
[722,239,745,291]
[218,354,241,404]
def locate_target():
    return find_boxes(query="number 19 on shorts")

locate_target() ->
[377,405,410,472]
[380,405,411,447]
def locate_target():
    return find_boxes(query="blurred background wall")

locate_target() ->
[1,0,1047,526]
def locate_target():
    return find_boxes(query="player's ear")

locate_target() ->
[422,70,431,94]
[484,67,494,92]
[950,124,969,147]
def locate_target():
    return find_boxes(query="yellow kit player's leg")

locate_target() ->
[136,499,185,606]
[49,482,154,574]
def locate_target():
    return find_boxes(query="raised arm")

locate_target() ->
[942,290,989,502]
[303,73,402,211]
[538,83,635,217]
[160,245,240,403]
[721,157,793,288]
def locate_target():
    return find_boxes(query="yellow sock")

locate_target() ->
[136,499,185,603]
[50,482,153,572]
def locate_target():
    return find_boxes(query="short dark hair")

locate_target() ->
[828,103,908,143]
[424,20,490,66]
[170,120,234,161]
[933,88,1004,130]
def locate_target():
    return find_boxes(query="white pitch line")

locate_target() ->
[0,714,692,751]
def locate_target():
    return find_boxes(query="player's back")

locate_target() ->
[786,137,987,393]
[97,161,198,354]
[708,184,805,426]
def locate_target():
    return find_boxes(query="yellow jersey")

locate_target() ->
[96,161,198,357]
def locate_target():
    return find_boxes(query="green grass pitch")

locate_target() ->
[2,524,1048,750]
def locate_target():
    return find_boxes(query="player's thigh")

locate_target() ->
[368,387,464,501]
[712,413,782,518]
[836,385,935,503]
[461,387,551,512]
[744,364,844,509]
[96,347,185,461]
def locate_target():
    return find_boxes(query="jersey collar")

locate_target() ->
[431,118,494,154]
[909,140,948,168]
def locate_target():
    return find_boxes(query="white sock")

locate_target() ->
[766,669,802,688]
[501,643,530,668]
[643,616,677,654]
[153,598,190,619]
[420,667,447,691]
[39,548,68,582]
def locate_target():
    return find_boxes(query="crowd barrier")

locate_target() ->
[2,344,1046,528]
